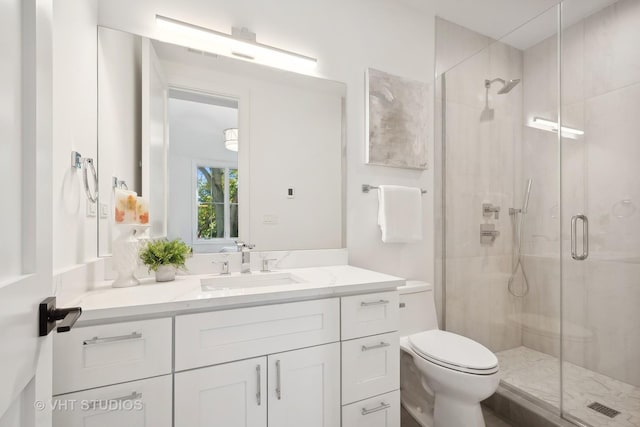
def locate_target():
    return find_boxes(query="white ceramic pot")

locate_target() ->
[155,265,176,282]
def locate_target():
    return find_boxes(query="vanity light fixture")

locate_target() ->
[224,128,239,152]
[156,15,317,72]
[530,117,584,139]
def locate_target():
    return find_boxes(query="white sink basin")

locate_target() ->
[201,272,305,291]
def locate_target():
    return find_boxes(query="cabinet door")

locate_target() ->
[53,375,172,427]
[174,357,267,427]
[268,343,341,427]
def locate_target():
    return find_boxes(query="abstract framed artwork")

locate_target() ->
[366,68,429,169]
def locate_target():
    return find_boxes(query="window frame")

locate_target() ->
[191,159,239,245]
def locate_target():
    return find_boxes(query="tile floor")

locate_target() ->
[497,346,640,427]
[401,405,513,427]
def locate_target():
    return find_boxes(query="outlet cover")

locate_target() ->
[86,200,97,217]
[263,214,278,224]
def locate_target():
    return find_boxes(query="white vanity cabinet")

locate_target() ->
[174,343,341,427]
[53,287,400,427]
[340,291,400,427]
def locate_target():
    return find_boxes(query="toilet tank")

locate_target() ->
[398,281,438,336]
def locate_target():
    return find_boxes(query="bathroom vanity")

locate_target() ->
[52,266,402,427]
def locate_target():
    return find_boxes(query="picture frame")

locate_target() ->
[365,68,429,170]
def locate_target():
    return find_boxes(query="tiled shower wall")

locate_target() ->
[522,0,640,387]
[436,18,524,353]
[439,0,640,388]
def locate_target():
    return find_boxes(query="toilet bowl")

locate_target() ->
[398,281,500,427]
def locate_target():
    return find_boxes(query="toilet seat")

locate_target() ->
[408,330,499,375]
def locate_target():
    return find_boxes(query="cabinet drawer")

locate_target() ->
[53,375,172,427]
[342,390,400,427]
[175,298,340,370]
[341,291,399,340]
[342,332,399,404]
[53,318,172,395]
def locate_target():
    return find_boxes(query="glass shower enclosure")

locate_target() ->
[435,1,640,425]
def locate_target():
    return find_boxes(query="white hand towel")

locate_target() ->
[377,185,423,243]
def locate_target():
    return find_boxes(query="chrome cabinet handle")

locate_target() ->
[83,332,142,346]
[362,342,391,352]
[360,300,389,307]
[361,401,390,416]
[87,391,142,410]
[256,365,262,406]
[275,360,282,400]
[571,214,589,261]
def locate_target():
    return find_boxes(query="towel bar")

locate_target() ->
[362,184,427,194]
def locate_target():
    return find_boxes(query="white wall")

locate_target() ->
[97,0,437,282]
[52,0,98,272]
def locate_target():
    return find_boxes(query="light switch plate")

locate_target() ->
[99,203,109,219]
[287,187,295,199]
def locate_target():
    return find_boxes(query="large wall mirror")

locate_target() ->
[97,26,346,256]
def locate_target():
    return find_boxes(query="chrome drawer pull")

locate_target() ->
[360,300,389,307]
[362,341,391,352]
[275,360,282,400]
[83,331,142,346]
[361,401,390,415]
[256,365,262,406]
[87,391,142,410]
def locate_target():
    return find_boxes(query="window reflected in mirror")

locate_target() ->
[167,90,239,252]
[196,166,239,240]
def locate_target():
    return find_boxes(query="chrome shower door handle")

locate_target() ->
[571,214,589,260]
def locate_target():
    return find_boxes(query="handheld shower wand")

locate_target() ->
[508,179,533,297]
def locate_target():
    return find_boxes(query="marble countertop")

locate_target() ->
[65,265,404,322]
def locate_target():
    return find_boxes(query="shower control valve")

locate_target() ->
[480,224,500,244]
[483,203,501,219]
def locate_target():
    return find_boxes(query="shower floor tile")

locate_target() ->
[496,346,640,427]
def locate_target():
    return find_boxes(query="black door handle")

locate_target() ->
[39,297,82,337]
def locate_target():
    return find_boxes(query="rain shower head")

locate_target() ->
[498,79,521,94]
[485,78,521,94]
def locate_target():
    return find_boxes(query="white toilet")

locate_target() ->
[399,281,500,427]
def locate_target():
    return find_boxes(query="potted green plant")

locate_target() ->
[139,239,191,282]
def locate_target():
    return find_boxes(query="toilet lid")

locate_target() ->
[408,330,498,375]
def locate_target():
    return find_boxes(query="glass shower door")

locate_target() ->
[560,0,640,425]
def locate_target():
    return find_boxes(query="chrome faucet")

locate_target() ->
[482,203,501,219]
[236,241,255,273]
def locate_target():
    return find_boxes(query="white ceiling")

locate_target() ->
[400,0,620,49]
